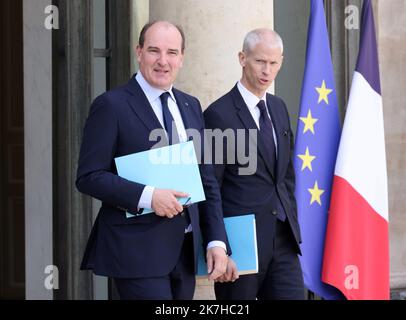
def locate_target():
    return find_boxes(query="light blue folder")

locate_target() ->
[114,141,206,217]
[197,214,258,276]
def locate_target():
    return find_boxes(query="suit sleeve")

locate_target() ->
[202,106,227,189]
[281,101,298,215]
[193,100,231,253]
[76,94,145,213]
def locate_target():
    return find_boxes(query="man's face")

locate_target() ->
[239,42,283,98]
[136,23,184,90]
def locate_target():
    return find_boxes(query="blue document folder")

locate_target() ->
[197,214,258,277]
[114,141,206,217]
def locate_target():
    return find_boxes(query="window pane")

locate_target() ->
[93,0,106,49]
[93,57,106,99]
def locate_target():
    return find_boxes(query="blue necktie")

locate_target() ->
[160,92,180,145]
[257,100,286,222]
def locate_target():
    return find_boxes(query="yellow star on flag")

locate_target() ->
[297,147,316,171]
[315,80,333,104]
[299,110,318,134]
[308,181,325,206]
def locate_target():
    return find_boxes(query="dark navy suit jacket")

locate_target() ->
[204,85,301,256]
[76,75,228,278]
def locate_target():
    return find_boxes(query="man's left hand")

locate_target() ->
[206,247,228,281]
[215,257,239,283]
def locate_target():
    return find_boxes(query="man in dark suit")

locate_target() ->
[76,21,229,300]
[204,28,304,299]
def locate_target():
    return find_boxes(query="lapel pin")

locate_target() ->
[185,102,189,107]
[283,130,288,136]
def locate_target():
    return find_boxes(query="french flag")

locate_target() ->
[322,0,389,300]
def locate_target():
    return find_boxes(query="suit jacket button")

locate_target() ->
[272,210,278,216]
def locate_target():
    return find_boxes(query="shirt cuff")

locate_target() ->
[137,186,155,210]
[207,241,227,254]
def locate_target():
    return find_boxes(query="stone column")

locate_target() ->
[131,0,149,73]
[149,0,274,299]
[23,0,53,299]
[375,0,406,293]
[150,0,274,110]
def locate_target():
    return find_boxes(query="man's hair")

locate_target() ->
[138,21,186,53]
[242,28,283,54]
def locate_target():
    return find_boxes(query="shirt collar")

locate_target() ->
[237,81,267,112]
[135,72,176,104]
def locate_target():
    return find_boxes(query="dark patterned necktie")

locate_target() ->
[160,92,180,145]
[160,92,190,224]
[257,100,276,172]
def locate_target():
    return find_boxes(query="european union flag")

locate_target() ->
[293,0,343,299]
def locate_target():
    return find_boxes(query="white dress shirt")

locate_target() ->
[237,81,278,156]
[135,72,226,252]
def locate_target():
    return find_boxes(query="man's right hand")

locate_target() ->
[151,188,189,218]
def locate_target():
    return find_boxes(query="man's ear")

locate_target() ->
[179,52,184,68]
[238,51,246,67]
[280,55,284,68]
[135,45,142,63]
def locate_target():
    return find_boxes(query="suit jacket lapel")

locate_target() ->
[125,76,165,132]
[172,88,192,131]
[231,85,276,180]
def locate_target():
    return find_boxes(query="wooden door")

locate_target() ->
[0,0,25,299]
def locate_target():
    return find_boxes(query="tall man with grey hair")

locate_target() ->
[204,28,304,299]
